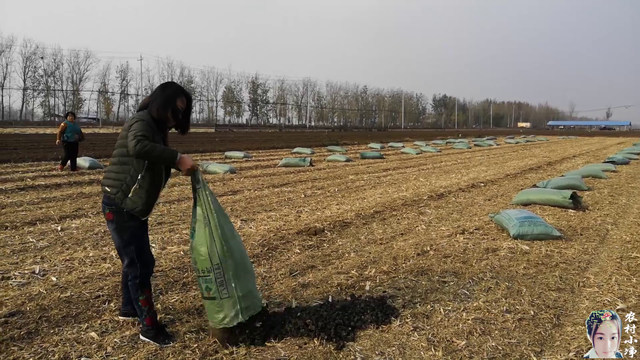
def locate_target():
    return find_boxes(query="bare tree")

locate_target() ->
[97,61,114,122]
[66,48,97,113]
[271,77,288,128]
[16,38,41,120]
[0,33,17,120]
[605,106,613,120]
[115,62,132,122]
[568,100,576,119]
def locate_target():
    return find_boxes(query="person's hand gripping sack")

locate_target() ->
[176,154,198,176]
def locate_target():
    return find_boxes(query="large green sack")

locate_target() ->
[200,162,237,174]
[536,137,549,141]
[388,142,404,148]
[420,146,441,153]
[291,147,315,155]
[453,143,472,150]
[474,142,491,147]
[505,139,519,144]
[523,138,537,143]
[581,163,617,172]
[189,171,263,328]
[604,156,631,165]
[278,157,313,167]
[558,136,568,140]
[512,188,583,209]
[326,154,352,162]
[76,157,104,170]
[535,176,589,191]
[401,148,421,155]
[490,209,562,240]
[413,141,428,147]
[224,151,252,160]
[360,151,384,159]
[567,136,578,139]
[633,142,640,146]
[621,147,640,154]
[615,152,639,160]
[455,139,469,143]
[506,135,515,139]
[326,146,347,153]
[472,138,485,142]
[431,140,446,146]
[564,168,608,179]
[484,140,498,146]
[368,143,385,150]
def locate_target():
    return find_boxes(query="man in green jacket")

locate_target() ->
[101,82,197,346]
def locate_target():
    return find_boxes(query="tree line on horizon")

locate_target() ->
[1,32,596,129]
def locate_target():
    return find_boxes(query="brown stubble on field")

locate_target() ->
[1,137,639,359]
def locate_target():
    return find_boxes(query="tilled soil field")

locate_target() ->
[0,128,636,163]
[1,137,639,359]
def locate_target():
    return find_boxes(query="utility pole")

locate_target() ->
[306,84,310,129]
[455,98,458,129]
[401,92,405,129]
[469,104,471,128]
[512,103,515,128]
[137,54,144,97]
[490,102,493,129]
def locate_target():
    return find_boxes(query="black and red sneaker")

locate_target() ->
[118,308,138,321]
[140,324,175,347]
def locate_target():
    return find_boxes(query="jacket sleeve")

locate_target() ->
[127,118,180,166]
[56,123,67,141]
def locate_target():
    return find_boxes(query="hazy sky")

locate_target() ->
[1,0,638,123]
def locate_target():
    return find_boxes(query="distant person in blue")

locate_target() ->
[56,111,85,171]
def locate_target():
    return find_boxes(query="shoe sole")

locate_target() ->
[118,316,138,320]
[139,334,174,347]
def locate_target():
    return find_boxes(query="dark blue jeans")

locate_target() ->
[102,195,159,330]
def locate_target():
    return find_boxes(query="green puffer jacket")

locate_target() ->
[101,110,181,219]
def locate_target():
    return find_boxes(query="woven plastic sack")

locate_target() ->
[278,157,313,167]
[472,138,485,142]
[326,146,347,153]
[431,140,446,146]
[615,152,639,160]
[368,143,385,150]
[455,139,469,143]
[413,141,427,147]
[621,147,640,154]
[474,142,491,147]
[581,163,617,172]
[401,148,421,155]
[419,146,441,153]
[291,147,315,155]
[564,168,608,179]
[536,137,549,141]
[200,162,237,175]
[224,151,252,160]
[360,151,384,159]
[388,142,404,148]
[505,139,519,144]
[512,188,583,209]
[445,139,457,144]
[452,143,472,150]
[189,171,263,329]
[506,135,515,139]
[535,176,589,191]
[485,136,497,140]
[604,156,631,165]
[76,157,104,170]
[490,209,562,240]
[326,154,352,162]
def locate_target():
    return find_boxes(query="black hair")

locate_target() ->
[64,111,76,120]
[137,81,192,135]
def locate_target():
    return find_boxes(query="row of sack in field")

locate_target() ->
[201,136,549,172]
[490,140,640,240]
[71,135,574,172]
